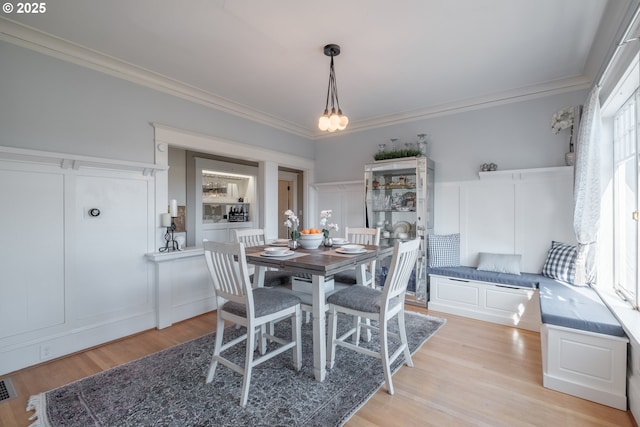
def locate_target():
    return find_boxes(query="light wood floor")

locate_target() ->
[0,307,636,427]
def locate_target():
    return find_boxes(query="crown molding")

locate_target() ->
[313,76,592,139]
[1,17,593,141]
[0,17,313,139]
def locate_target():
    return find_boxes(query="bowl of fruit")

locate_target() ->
[297,228,324,249]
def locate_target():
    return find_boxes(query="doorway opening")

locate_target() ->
[278,168,303,239]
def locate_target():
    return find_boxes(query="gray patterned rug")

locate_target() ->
[27,311,445,427]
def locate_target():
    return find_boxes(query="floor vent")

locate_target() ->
[0,378,17,403]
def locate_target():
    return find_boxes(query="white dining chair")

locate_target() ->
[326,238,420,395]
[333,227,382,342]
[233,228,293,288]
[333,227,381,288]
[203,241,302,407]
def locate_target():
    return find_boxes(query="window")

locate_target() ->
[613,87,640,308]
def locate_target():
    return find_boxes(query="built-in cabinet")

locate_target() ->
[193,158,257,245]
[365,157,435,302]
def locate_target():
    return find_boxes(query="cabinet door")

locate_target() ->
[71,174,152,321]
[367,164,419,241]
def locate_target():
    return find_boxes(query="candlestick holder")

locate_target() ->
[159,218,181,252]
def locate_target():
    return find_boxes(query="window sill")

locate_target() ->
[597,287,640,345]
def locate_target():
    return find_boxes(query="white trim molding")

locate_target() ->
[1,17,594,140]
[0,145,166,175]
[0,17,311,139]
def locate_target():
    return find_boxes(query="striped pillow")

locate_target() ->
[542,241,577,284]
[427,233,460,268]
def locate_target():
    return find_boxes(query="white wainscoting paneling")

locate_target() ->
[72,174,153,321]
[435,167,575,273]
[146,248,214,329]
[0,165,65,339]
[314,181,364,234]
[0,150,158,376]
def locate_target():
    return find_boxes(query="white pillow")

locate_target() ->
[477,252,522,275]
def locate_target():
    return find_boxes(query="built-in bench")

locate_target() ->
[538,276,628,410]
[428,266,628,410]
[428,266,541,331]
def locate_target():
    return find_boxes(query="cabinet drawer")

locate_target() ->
[428,274,540,331]
[432,277,480,307]
[485,285,536,314]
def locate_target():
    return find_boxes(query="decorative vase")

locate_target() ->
[288,240,298,250]
[565,151,575,166]
[324,237,333,248]
[417,133,430,157]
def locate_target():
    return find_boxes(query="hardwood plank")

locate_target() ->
[0,308,635,427]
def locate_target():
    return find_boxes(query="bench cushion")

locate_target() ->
[538,277,626,337]
[427,266,538,289]
[428,266,626,338]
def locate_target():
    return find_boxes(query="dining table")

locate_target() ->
[244,242,394,382]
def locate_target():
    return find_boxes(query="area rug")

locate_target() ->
[27,311,445,427]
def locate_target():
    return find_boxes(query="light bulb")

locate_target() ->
[337,114,349,130]
[329,113,340,128]
[318,115,330,131]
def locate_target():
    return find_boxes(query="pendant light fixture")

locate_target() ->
[318,44,348,132]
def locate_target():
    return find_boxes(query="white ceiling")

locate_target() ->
[1,0,619,138]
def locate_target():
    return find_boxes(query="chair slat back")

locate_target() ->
[345,227,380,246]
[382,239,420,303]
[234,228,266,248]
[345,227,381,286]
[203,241,253,307]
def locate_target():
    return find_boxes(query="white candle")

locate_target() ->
[161,213,172,227]
[169,199,178,217]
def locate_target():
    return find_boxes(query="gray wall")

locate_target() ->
[2,39,588,189]
[0,41,315,163]
[314,90,588,184]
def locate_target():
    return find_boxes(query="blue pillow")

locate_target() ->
[542,241,577,284]
[428,233,460,268]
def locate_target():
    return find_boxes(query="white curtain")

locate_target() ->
[573,86,603,285]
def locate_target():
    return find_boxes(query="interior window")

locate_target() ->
[613,87,640,308]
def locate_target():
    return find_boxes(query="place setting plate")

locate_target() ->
[261,247,294,257]
[270,239,290,247]
[331,238,349,246]
[335,244,367,255]
[261,250,295,257]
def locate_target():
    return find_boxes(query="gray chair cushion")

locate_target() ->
[250,271,293,287]
[222,288,300,318]
[333,269,373,285]
[327,285,400,313]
